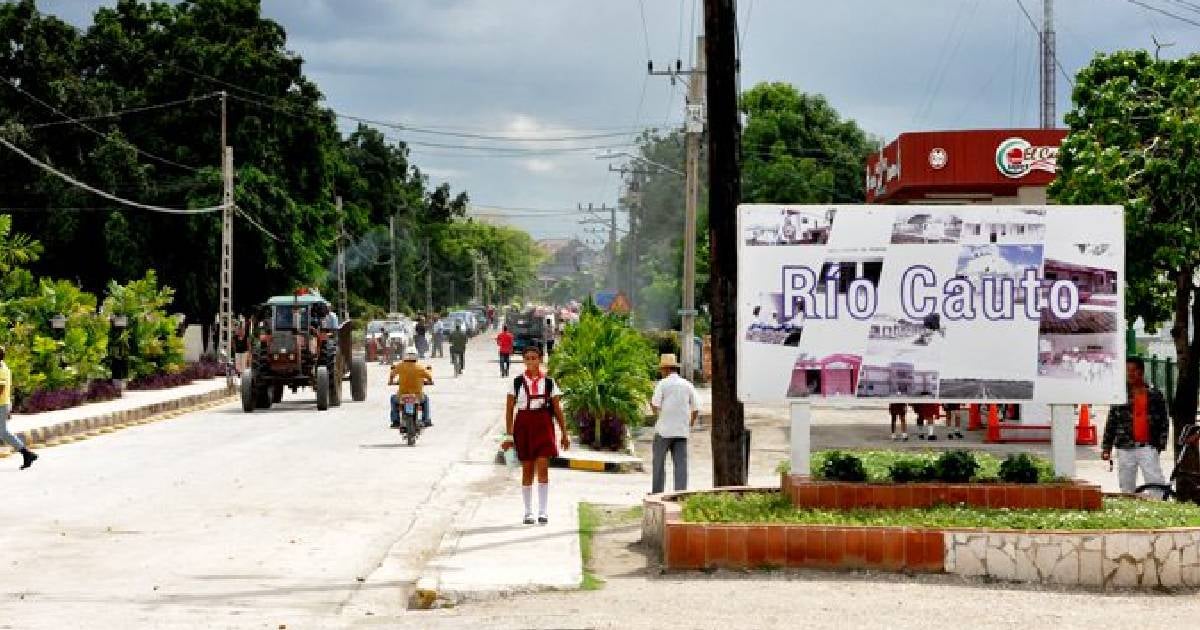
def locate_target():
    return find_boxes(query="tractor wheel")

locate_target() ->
[350,358,368,402]
[315,367,331,411]
[240,370,255,413]
[256,385,272,410]
[272,384,284,404]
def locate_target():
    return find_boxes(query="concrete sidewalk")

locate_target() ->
[1,378,233,455]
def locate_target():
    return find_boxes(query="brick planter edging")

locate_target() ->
[782,474,1103,511]
[1,385,236,454]
[643,490,1200,588]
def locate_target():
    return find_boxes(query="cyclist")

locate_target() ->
[387,348,433,428]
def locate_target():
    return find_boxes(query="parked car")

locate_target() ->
[449,310,478,335]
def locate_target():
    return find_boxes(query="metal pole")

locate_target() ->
[389,214,398,314]
[335,195,347,321]
[425,239,434,318]
[681,35,705,382]
[1040,0,1056,128]
[219,146,234,370]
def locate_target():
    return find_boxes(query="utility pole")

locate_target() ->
[650,38,706,381]
[704,0,745,487]
[425,239,434,317]
[335,195,348,321]
[1040,0,1056,128]
[388,214,398,314]
[215,90,233,369]
[577,203,625,289]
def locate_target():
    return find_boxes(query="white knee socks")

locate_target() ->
[522,485,533,517]
[537,483,549,517]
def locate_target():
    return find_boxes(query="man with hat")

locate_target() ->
[650,353,699,494]
[387,347,434,429]
[0,346,38,469]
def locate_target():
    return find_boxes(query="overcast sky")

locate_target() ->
[41,0,1198,241]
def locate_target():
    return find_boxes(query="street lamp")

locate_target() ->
[49,313,67,334]
[110,314,130,388]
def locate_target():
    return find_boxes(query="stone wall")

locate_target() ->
[945,530,1200,588]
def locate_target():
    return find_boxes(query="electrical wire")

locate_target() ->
[1014,0,1078,85]
[0,76,204,172]
[638,0,653,60]
[235,206,282,241]
[25,93,221,129]
[1122,0,1200,26]
[0,136,227,214]
[1163,0,1200,14]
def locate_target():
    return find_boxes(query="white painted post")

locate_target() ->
[790,402,812,476]
[1050,404,1076,478]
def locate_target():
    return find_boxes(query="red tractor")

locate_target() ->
[241,291,367,412]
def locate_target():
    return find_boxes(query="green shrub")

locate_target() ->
[819,451,867,482]
[888,458,937,483]
[933,450,980,483]
[100,271,185,380]
[998,453,1042,484]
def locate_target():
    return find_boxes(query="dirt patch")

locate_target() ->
[581,504,650,581]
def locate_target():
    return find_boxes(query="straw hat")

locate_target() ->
[659,353,679,369]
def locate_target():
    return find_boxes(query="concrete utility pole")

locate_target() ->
[1040,0,1056,128]
[388,214,398,314]
[577,203,624,288]
[425,239,434,317]
[704,0,746,487]
[650,38,706,381]
[335,195,348,321]
[215,88,234,368]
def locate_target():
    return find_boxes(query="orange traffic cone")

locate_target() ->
[1076,403,1098,445]
[985,404,1002,443]
[967,404,982,431]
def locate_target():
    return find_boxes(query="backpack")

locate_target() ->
[513,375,555,400]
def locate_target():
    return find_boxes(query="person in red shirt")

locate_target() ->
[496,325,515,377]
[1102,357,1170,494]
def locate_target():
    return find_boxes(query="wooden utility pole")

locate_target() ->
[704,0,746,486]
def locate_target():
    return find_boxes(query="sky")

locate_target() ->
[39,0,1200,242]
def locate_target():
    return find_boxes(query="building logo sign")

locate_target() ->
[929,148,948,170]
[995,137,1059,179]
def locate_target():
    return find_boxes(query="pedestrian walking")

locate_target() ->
[1102,357,1170,494]
[502,346,570,525]
[944,403,965,439]
[888,402,908,441]
[0,346,38,469]
[431,316,445,358]
[414,318,429,359]
[448,324,467,374]
[496,325,514,377]
[912,402,938,440]
[650,354,700,494]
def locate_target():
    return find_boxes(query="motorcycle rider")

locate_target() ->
[388,348,433,428]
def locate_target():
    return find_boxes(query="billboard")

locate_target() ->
[737,204,1125,405]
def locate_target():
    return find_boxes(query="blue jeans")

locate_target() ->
[391,394,431,427]
[0,405,25,450]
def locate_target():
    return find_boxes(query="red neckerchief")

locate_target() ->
[523,370,542,396]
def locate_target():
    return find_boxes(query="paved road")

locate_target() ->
[0,337,510,629]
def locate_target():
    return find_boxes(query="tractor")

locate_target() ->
[240,290,367,412]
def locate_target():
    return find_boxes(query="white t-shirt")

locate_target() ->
[651,373,699,438]
[512,373,557,410]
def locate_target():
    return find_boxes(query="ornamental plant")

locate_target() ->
[998,453,1042,484]
[819,451,867,482]
[1,278,110,398]
[933,450,980,483]
[550,305,655,450]
[101,271,185,380]
[888,458,937,483]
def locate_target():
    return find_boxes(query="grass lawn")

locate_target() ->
[779,449,1059,483]
[682,492,1200,531]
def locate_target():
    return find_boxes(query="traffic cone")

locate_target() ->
[967,403,982,431]
[985,404,1002,443]
[1076,403,1098,445]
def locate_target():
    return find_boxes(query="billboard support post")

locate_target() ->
[789,402,811,477]
[1050,404,1076,478]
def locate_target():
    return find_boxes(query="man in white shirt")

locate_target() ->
[650,353,700,494]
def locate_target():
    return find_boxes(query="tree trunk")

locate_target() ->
[704,0,746,487]
[1171,266,1198,456]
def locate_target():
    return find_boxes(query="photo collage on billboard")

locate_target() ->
[736,204,1125,405]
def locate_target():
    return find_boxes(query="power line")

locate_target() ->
[1163,0,1200,15]
[0,136,226,215]
[1123,0,1200,26]
[26,93,221,129]
[0,76,204,172]
[235,206,282,241]
[638,0,654,60]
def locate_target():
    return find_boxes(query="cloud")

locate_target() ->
[522,159,556,173]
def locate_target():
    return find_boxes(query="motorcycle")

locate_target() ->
[396,393,422,447]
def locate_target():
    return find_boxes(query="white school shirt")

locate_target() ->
[652,373,699,438]
[513,373,557,410]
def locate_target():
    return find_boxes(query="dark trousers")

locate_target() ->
[499,352,512,376]
[652,435,688,493]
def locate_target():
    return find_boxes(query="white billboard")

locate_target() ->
[736,204,1125,405]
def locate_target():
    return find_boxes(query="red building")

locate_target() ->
[866,129,1066,205]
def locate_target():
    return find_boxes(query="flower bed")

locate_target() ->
[642,489,1200,588]
[126,360,224,391]
[782,475,1103,511]
[16,379,123,414]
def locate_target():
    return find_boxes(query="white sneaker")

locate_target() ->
[890,433,898,441]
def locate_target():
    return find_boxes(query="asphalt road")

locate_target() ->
[0,338,509,630]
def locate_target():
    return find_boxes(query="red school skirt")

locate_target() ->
[513,408,558,462]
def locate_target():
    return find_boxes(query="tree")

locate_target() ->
[1049,50,1200,448]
